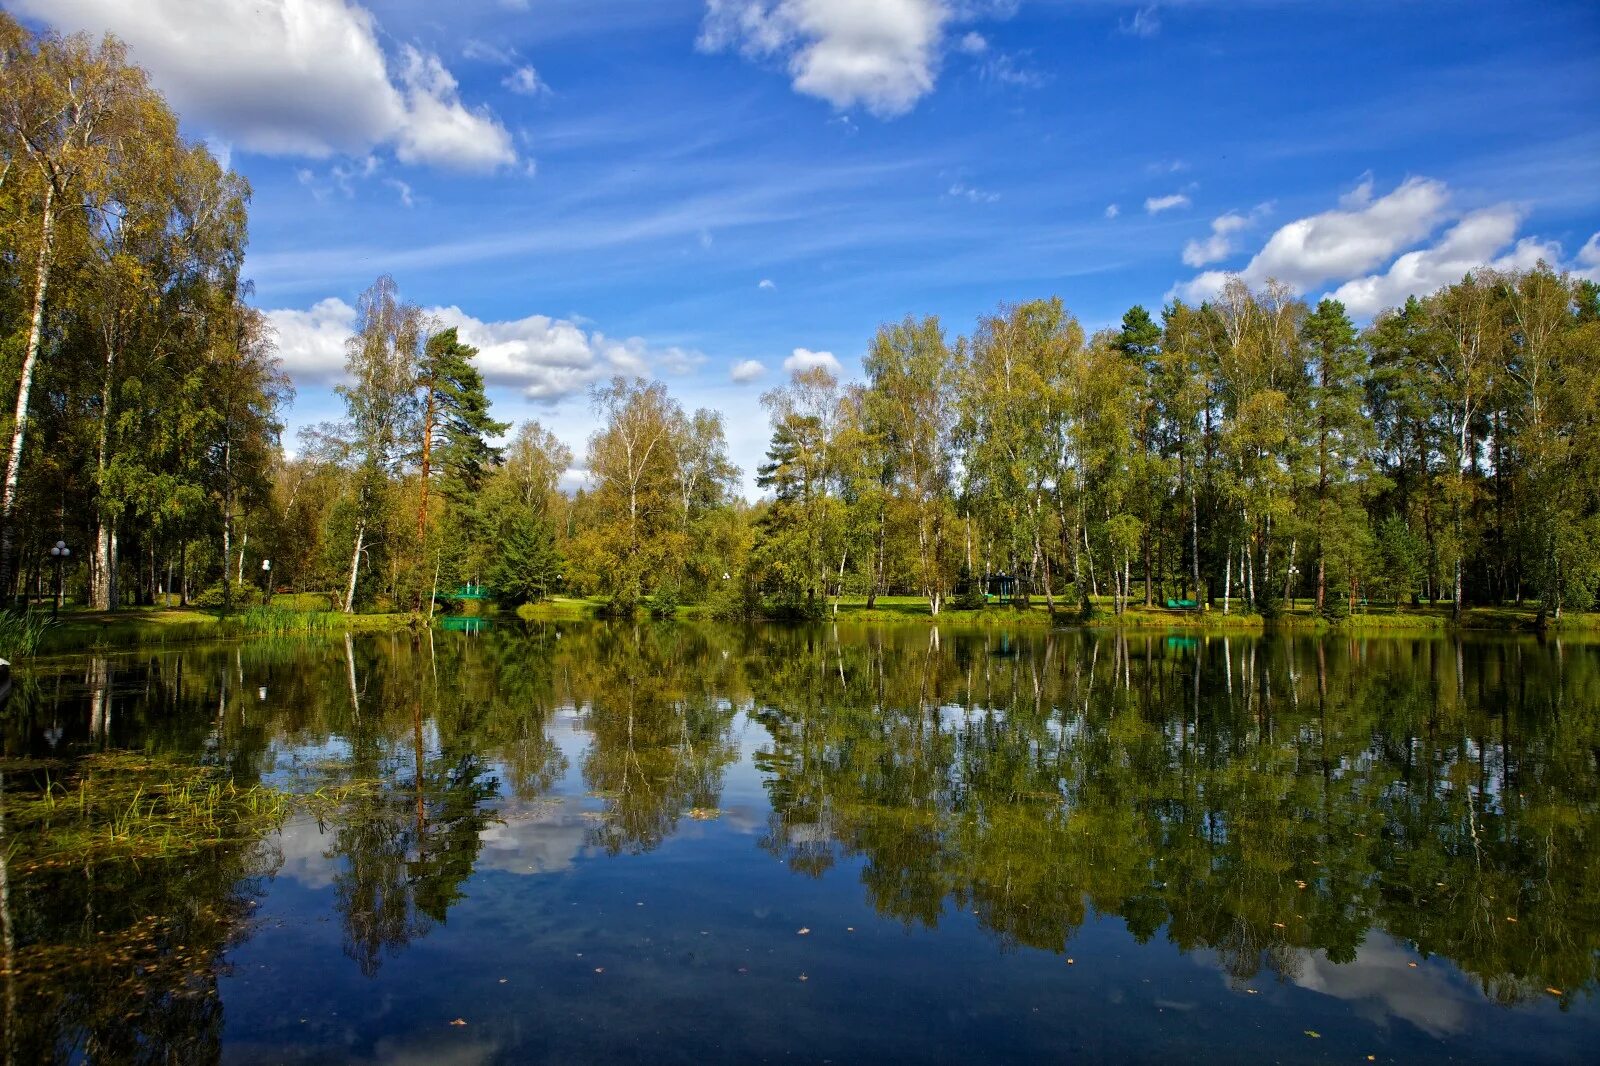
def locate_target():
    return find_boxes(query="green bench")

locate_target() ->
[1164,598,1199,610]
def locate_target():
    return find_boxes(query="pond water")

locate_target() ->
[1,624,1597,1063]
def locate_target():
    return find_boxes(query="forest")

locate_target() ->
[4,16,1599,628]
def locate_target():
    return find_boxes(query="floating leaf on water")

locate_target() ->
[1304,1030,1320,1039]
[797,928,811,935]
[450,1018,467,1027]
[593,967,605,974]
[1546,987,1563,996]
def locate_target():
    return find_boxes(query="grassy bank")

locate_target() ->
[9,604,420,658]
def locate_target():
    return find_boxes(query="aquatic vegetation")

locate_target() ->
[5,752,291,871]
[0,607,55,659]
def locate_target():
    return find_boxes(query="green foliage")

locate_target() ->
[0,607,55,658]
[486,506,563,607]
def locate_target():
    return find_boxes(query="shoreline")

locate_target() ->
[7,598,1596,661]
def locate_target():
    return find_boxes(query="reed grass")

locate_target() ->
[0,607,56,659]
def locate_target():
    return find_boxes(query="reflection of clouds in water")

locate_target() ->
[476,800,591,875]
[272,816,338,890]
[715,804,767,835]
[1293,934,1472,1038]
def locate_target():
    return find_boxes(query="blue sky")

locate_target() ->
[16,0,1600,492]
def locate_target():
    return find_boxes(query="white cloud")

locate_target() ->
[1122,5,1161,38]
[266,297,359,381]
[265,298,692,400]
[948,181,1000,204]
[1145,193,1191,214]
[385,178,415,208]
[657,347,708,376]
[15,0,515,170]
[697,0,951,117]
[503,65,552,96]
[1578,232,1600,272]
[1171,176,1450,304]
[758,278,777,290]
[731,359,768,383]
[394,47,518,170]
[958,31,988,54]
[783,347,844,375]
[1182,204,1270,267]
[1104,203,1120,219]
[1329,205,1558,317]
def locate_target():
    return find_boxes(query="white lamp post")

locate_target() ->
[49,541,69,618]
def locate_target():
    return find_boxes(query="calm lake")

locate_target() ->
[2,624,1597,1063]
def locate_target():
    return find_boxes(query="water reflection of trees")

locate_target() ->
[750,628,1600,1004]
[2,625,1596,1041]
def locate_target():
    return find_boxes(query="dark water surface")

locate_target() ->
[2,624,1597,1063]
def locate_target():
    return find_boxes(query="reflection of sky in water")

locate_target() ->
[7,628,1599,1064]
[1292,935,1473,1038]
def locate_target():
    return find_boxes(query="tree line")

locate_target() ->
[4,16,1597,622]
[259,264,1600,626]
[0,15,284,611]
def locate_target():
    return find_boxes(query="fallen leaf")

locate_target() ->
[1407,962,1418,969]
[593,967,605,974]
[797,928,811,935]
[1304,1030,1320,1039]
[1546,987,1563,996]
[450,1019,467,1027]
[798,974,809,982]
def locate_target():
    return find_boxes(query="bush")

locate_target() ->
[647,586,680,619]
[598,589,640,620]
[707,582,760,622]
[191,581,262,609]
[1320,591,1351,623]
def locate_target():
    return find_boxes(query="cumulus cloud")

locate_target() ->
[503,65,552,96]
[1578,232,1600,278]
[783,347,844,375]
[697,0,952,117]
[1167,176,1588,315]
[958,31,988,54]
[1182,204,1271,267]
[266,297,359,381]
[1329,206,1561,317]
[1145,193,1191,214]
[758,278,777,290]
[1171,176,1451,304]
[16,0,515,170]
[393,47,518,170]
[731,359,768,382]
[266,298,695,400]
[1104,203,1120,219]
